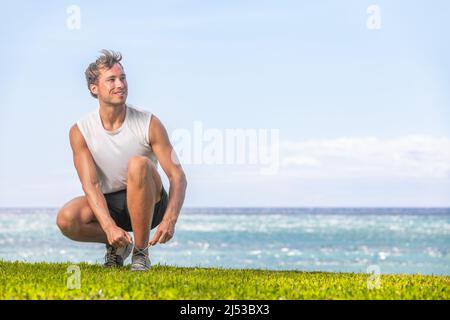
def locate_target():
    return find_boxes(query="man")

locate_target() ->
[56,50,187,271]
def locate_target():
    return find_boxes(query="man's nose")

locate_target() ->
[115,79,126,89]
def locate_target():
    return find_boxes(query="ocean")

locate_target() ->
[0,207,449,275]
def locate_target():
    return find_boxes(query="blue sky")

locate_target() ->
[0,0,449,207]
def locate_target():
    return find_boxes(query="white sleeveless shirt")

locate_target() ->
[76,104,158,194]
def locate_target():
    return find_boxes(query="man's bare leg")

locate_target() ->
[56,196,108,244]
[126,156,162,250]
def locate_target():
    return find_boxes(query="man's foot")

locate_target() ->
[130,247,151,271]
[103,243,133,268]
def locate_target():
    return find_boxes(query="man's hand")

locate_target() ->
[149,216,176,246]
[105,225,132,248]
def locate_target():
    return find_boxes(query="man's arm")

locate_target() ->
[69,124,132,247]
[148,115,187,245]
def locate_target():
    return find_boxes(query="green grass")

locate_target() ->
[0,260,448,300]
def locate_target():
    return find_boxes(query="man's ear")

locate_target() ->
[90,83,98,96]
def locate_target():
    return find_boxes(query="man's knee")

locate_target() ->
[56,209,80,238]
[127,155,156,185]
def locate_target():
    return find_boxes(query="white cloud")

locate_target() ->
[280,135,450,179]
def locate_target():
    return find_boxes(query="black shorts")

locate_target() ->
[103,186,168,232]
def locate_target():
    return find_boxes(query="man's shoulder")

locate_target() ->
[75,108,97,127]
[127,104,154,129]
[72,108,98,139]
[127,104,152,116]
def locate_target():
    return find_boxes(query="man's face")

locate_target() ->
[90,63,128,105]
